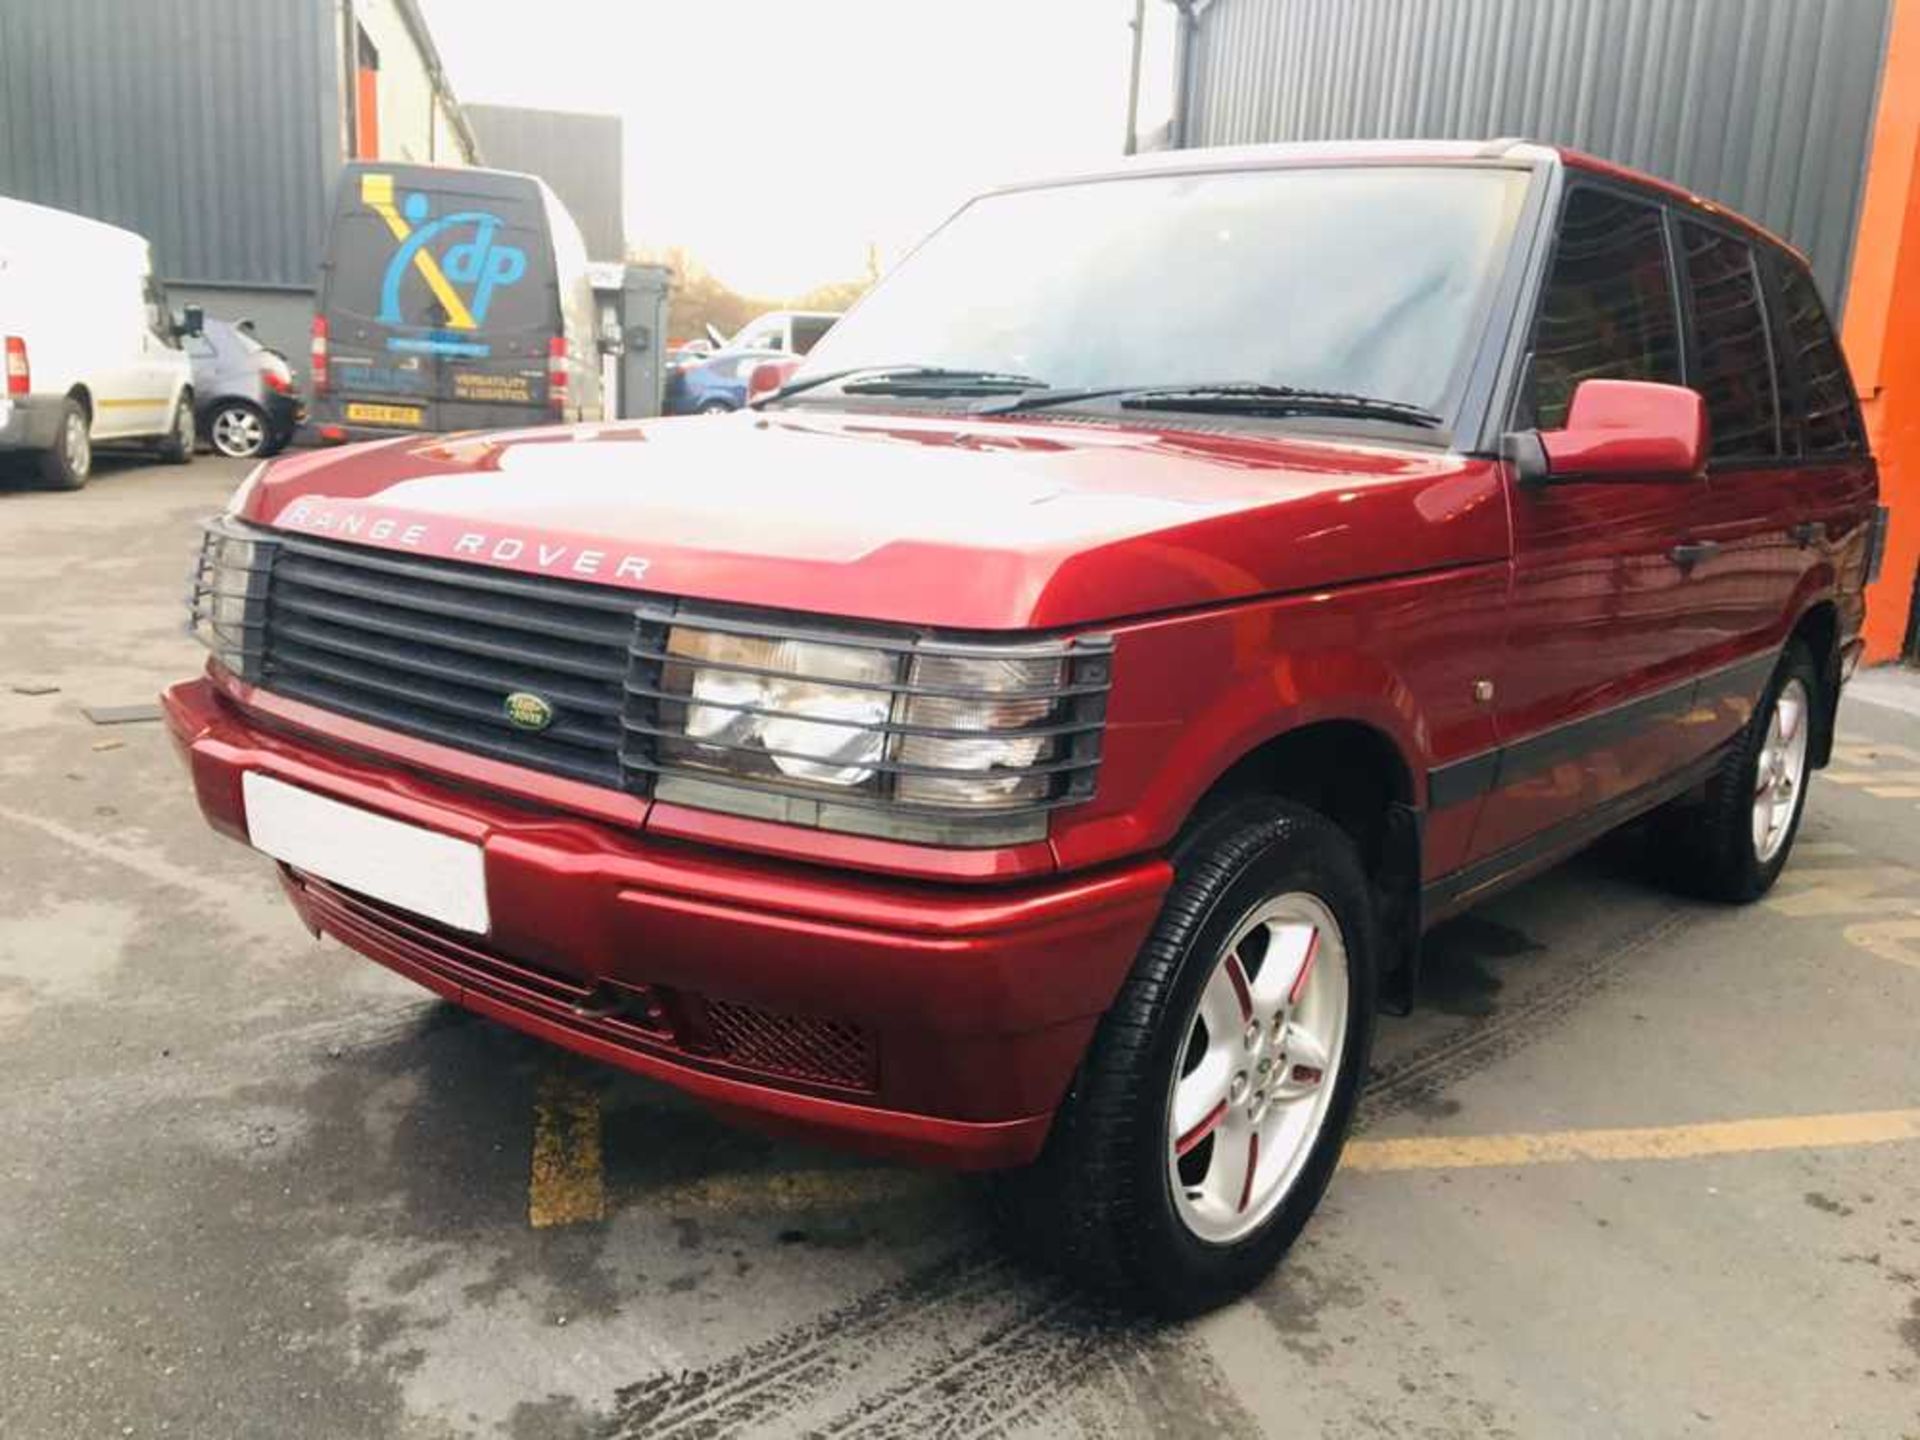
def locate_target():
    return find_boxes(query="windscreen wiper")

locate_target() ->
[981,381,1443,427]
[765,365,1047,403]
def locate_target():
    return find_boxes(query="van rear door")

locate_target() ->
[317,164,558,433]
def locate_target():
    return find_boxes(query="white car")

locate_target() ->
[0,196,197,489]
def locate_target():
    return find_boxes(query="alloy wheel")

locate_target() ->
[1166,892,1349,1244]
[65,408,91,478]
[1752,676,1810,864]
[211,405,264,458]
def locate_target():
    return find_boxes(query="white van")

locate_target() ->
[712,310,841,357]
[0,197,197,488]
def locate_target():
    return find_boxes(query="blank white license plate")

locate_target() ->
[242,773,490,933]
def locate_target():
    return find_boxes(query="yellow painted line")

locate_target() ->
[1844,915,1920,971]
[1831,739,1920,766]
[528,1068,604,1228]
[1342,1108,1920,1173]
[94,397,157,409]
[1765,865,1920,916]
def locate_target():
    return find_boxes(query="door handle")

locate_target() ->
[1789,521,1827,548]
[1668,541,1720,570]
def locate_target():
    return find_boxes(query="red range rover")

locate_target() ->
[168,140,1886,1312]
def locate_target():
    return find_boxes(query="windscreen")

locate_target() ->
[797,165,1530,415]
[320,165,557,408]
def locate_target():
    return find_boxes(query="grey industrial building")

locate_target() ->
[0,0,478,384]
[1155,0,1889,306]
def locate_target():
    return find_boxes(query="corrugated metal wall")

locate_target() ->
[0,0,341,288]
[1180,0,1892,303]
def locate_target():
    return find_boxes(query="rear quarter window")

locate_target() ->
[1679,221,1781,461]
[1771,258,1865,456]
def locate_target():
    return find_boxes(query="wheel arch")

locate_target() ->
[65,383,92,419]
[1790,599,1841,768]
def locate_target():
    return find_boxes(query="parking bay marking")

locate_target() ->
[548,1108,1920,1224]
[1342,1108,1920,1173]
[529,1067,605,1228]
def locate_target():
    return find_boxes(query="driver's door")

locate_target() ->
[1471,184,1707,863]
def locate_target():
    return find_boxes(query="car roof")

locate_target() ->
[992,138,1808,269]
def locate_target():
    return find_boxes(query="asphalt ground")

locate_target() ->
[2,454,1916,1439]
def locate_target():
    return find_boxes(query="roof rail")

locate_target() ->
[1475,136,1528,158]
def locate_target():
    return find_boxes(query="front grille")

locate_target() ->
[205,520,1113,841]
[262,537,636,786]
[299,876,877,1094]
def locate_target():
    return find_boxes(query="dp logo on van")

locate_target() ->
[362,173,526,332]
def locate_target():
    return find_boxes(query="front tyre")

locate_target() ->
[157,392,196,463]
[996,799,1376,1315]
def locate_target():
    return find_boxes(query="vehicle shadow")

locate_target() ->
[0,449,179,495]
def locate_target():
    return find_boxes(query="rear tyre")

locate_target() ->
[208,401,268,459]
[36,397,91,490]
[992,798,1376,1316]
[1654,641,1819,903]
[157,393,196,463]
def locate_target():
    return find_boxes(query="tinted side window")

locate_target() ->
[792,315,835,354]
[1526,187,1680,429]
[1680,222,1779,459]
[1772,258,1864,455]
[143,274,178,348]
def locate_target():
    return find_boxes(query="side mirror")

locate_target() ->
[1507,378,1707,484]
[746,358,802,406]
[177,303,206,338]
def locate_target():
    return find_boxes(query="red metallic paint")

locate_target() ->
[164,675,1168,1164]
[240,413,1508,632]
[1538,379,1708,480]
[169,142,1880,1171]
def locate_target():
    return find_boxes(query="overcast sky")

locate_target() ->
[417,0,1177,296]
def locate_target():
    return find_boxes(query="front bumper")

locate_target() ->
[163,676,1170,1168]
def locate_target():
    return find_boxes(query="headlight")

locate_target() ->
[187,517,276,679]
[635,609,1112,846]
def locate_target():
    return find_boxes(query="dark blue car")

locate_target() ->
[664,348,791,416]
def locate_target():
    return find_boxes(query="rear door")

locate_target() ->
[320,165,558,432]
[1472,183,1706,861]
[1663,220,1798,752]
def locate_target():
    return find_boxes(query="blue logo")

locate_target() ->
[367,177,527,333]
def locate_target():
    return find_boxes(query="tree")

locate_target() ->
[631,244,873,346]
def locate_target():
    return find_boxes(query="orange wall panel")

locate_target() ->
[1845,0,1920,661]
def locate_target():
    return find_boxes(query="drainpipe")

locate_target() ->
[339,0,358,161]
[1124,0,1147,154]
[1169,0,1203,150]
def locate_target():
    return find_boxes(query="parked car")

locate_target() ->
[713,309,840,356]
[168,140,1885,1314]
[187,319,303,458]
[308,161,602,444]
[0,196,197,488]
[666,339,714,368]
[664,347,792,415]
